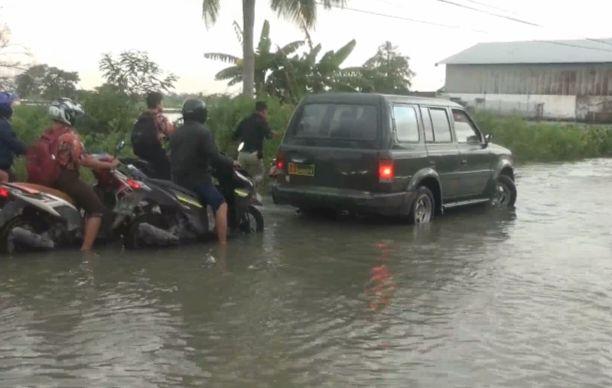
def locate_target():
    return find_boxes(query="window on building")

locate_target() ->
[429,108,452,143]
[452,109,482,144]
[393,105,419,142]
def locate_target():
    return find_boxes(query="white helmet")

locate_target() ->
[48,98,84,126]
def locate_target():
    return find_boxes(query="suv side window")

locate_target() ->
[429,108,452,143]
[452,109,482,144]
[420,107,434,143]
[393,105,419,142]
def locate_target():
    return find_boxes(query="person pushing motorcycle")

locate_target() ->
[170,99,238,245]
[30,99,118,252]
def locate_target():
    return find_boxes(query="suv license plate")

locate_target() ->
[288,162,315,177]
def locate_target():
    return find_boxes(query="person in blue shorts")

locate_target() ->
[170,99,237,244]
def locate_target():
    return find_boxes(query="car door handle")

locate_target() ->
[460,159,468,165]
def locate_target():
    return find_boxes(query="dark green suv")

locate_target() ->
[271,93,516,223]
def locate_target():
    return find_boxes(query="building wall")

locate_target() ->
[448,93,577,120]
[445,63,612,121]
[446,63,612,96]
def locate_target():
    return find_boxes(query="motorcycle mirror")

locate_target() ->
[116,140,126,152]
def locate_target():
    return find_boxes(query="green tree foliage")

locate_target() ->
[77,84,140,136]
[15,64,80,100]
[346,41,415,94]
[206,20,358,103]
[202,0,346,97]
[205,20,305,98]
[99,51,177,96]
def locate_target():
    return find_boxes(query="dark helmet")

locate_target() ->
[182,99,207,124]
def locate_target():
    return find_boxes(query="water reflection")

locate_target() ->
[365,242,396,313]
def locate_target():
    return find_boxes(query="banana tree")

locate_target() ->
[265,38,362,103]
[202,0,346,98]
[205,20,304,96]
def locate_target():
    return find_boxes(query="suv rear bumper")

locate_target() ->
[272,185,415,216]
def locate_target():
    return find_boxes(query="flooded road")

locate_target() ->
[1,159,611,386]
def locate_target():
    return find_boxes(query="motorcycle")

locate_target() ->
[116,141,264,249]
[0,153,155,254]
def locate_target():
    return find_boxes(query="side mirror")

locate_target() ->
[483,133,493,147]
[116,140,126,152]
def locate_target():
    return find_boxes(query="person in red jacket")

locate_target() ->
[47,98,118,252]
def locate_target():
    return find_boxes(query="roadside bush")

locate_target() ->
[11,104,49,144]
[474,112,612,162]
[78,85,140,137]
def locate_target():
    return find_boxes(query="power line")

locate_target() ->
[431,0,612,52]
[460,0,517,16]
[433,0,540,27]
[321,1,612,55]
[319,2,487,33]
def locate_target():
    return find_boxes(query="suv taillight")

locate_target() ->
[275,151,286,171]
[378,159,395,183]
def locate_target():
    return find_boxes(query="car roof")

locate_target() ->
[302,92,463,108]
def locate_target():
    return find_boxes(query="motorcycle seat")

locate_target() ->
[9,183,75,205]
[149,179,199,198]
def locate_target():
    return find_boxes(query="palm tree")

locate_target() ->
[202,0,346,98]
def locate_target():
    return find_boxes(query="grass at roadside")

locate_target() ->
[474,112,612,163]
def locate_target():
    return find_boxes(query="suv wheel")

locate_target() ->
[410,186,434,224]
[490,175,517,208]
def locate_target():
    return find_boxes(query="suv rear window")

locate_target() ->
[290,103,378,141]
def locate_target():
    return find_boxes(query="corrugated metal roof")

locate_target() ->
[439,38,612,65]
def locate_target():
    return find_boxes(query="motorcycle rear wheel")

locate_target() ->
[239,205,264,233]
[0,216,46,255]
[123,213,172,249]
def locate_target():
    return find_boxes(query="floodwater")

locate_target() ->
[1,159,611,387]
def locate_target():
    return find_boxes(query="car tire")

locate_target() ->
[490,175,517,209]
[409,186,435,225]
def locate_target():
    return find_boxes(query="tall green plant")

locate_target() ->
[205,20,304,96]
[202,0,346,98]
[207,21,359,103]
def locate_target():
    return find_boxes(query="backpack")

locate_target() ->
[131,113,159,155]
[26,126,69,186]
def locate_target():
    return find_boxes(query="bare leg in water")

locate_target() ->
[215,203,228,244]
[81,216,102,252]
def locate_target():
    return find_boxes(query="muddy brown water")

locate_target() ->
[1,159,611,386]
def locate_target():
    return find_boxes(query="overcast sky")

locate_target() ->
[3,0,612,94]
